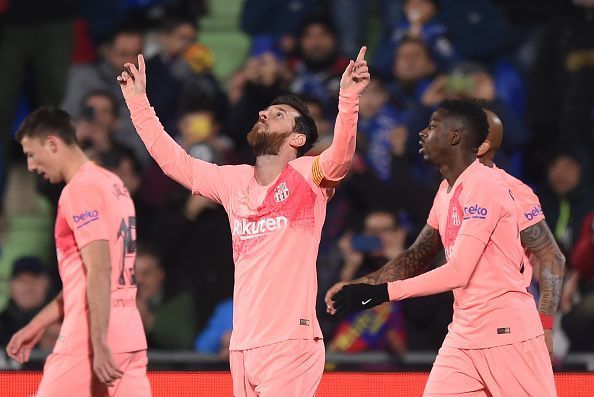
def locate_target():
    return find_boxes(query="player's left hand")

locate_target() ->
[93,343,123,387]
[6,324,45,364]
[544,329,553,361]
[331,283,389,317]
[339,46,370,96]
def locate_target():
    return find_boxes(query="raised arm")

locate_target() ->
[313,46,370,187]
[118,55,225,203]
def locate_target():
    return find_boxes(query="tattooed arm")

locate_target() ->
[325,224,442,312]
[521,220,565,358]
[521,220,566,316]
[358,224,443,284]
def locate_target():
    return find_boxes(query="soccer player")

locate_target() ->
[477,107,565,358]
[117,48,370,396]
[327,100,557,396]
[6,108,150,396]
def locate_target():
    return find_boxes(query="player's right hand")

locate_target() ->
[117,54,147,101]
[6,324,45,364]
[325,281,350,315]
[92,343,124,387]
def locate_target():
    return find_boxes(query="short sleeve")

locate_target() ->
[457,181,505,245]
[426,187,443,229]
[63,184,110,248]
[515,184,545,231]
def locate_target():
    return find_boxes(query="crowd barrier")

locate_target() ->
[1,371,593,396]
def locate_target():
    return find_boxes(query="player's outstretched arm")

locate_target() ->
[6,292,64,363]
[81,240,123,387]
[521,220,565,358]
[315,46,370,188]
[331,233,484,316]
[325,224,441,314]
[118,55,225,202]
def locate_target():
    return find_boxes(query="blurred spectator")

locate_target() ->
[61,23,149,164]
[337,210,407,282]
[0,0,75,197]
[147,194,234,334]
[388,37,437,108]
[289,15,350,117]
[0,162,54,311]
[358,79,408,182]
[439,0,506,61]
[331,0,404,59]
[325,211,407,358]
[176,101,233,165]
[220,53,287,161]
[421,62,528,173]
[76,90,132,162]
[145,14,200,131]
[302,95,333,155]
[540,150,594,253]
[0,257,51,346]
[240,0,319,58]
[375,0,456,75]
[194,298,233,360]
[135,245,196,350]
[560,211,594,351]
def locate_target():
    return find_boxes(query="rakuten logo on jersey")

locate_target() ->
[524,205,543,221]
[463,204,488,220]
[232,216,288,240]
[73,210,99,223]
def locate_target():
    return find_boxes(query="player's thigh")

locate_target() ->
[423,345,488,397]
[479,335,556,397]
[37,353,106,397]
[252,339,325,397]
[111,350,151,397]
[230,350,258,397]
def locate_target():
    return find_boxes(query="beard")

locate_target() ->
[247,122,293,156]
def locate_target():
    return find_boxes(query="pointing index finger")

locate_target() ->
[356,46,367,62]
[138,54,145,73]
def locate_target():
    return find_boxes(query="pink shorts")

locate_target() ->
[37,350,151,397]
[424,335,556,396]
[229,339,325,397]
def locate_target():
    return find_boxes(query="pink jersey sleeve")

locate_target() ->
[63,183,110,248]
[387,179,504,300]
[126,95,228,204]
[313,91,359,187]
[514,182,544,231]
[388,234,486,300]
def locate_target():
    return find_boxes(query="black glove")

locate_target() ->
[331,283,389,317]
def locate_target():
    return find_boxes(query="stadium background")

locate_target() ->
[1,0,594,394]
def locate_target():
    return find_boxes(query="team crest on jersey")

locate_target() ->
[273,182,289,203]
[451,206,461,226]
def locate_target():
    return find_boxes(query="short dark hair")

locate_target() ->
[136,242,163,270]
[439,99,488,151]
[82,89,119,118]
[271,95,318,157]
[470,98,502,117]
[161,14,198,33]
[297,14,339,40]
[104,22,144,47]
[15,106,78,145]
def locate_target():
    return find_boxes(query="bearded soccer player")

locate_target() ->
[6,108,149,396]
[117,47,370,396]
[327,100,557,396]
